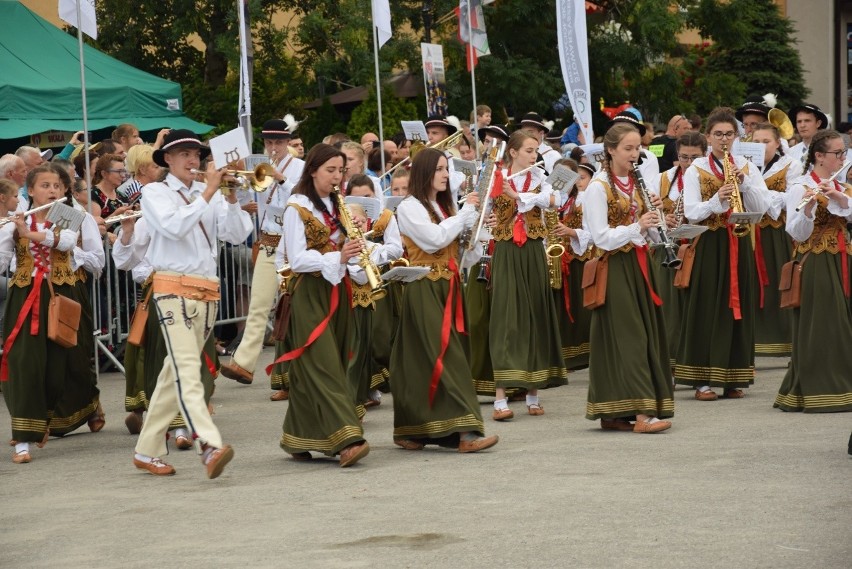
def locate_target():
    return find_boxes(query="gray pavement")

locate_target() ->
[1,353,850,569]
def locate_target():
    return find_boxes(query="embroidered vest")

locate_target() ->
[796,182,852,255]
[400,204,458,281]
[695,166,732,231]
[595,179,645,255]
[490,187,547,242]
[11,237,77,288]
[760,164,790,229]
[289,203,345,278]
[561,199,593,261]
[659,172,678,215]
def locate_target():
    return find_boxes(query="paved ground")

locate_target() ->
[1,353,850,569]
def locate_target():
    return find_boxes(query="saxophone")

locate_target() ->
[334,188,386,300]
[544,208,565,289]
[722,145,750,237]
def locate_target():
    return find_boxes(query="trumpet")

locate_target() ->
[384,130,467,178]
[190,163,276,193]
[795,159,852,212]
[104,210,143,225]
[0,200,57,227]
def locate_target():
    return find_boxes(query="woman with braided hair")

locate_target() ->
[583,122,674,433]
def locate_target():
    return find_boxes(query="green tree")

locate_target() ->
[688,0,809,109]
[347,87,420,140]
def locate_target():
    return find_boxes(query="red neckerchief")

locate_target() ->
[707,153,732,181]
[611,174,638,219]
[319,201,340,251]
[674,166,684,194]
[509,171,533,247]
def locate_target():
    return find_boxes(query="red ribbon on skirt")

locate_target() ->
[727,226,742,320]
[264,278,351,375]
[635,246,663,306]
[839,229,850,297]
[560,253,574,323]
[428,258,466,406]
[753,225,769,309]
[0,270,46,382]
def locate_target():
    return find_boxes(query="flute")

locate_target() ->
[104,210,143,225]
[795,160,852,212]
[0,201,57,227]
[508,160,545,179]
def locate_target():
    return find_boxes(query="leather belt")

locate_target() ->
[152,273,221,301]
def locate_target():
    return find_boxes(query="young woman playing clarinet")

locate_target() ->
[273,143,370,467]
[489,131,567,421]
[751,122,803,357]
[391,147,498,453]
[0,164,81,463]
[583,123,674,433]
[775,129,852,413]
[675,107,771,400]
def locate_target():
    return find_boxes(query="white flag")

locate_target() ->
[557,0,593,143]
[371,0,392,48]
[59,0,98,40]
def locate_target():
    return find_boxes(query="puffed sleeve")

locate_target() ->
[582,181,644,251]
[683,164,728,223]
[279,204,346,285]
[396,199,476,253]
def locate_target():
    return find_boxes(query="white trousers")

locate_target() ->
[230,245,279,374]
[135,294,222,457]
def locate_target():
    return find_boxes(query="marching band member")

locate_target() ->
[519,112,557,174]
[674,108,771,401]
[220,119,301,404]
[132,130,252,478]
[553,160,595,371]
[652,131,707,369]
[390,147,498,453]
[751,122,803,357]
[775,129,852,413]
[787,103,829,166]
[0,164,81,463]
[424,115,465,198]
[489,131,567,421]
[272,143,370,467]
[608,112,659,181]
[47,164,106,437]
[583,123,673,433]
[113,214,220,448]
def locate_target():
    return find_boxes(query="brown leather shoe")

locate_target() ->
[220,361,253,385]
[394,439,424,451]
[88,403,106,433]
[694,389,718,401]
[339,442,370,467]
[36,429,49,449]
[492,408,514,421]
[601,418,635,431]
[527,403,545,416]
[722,388,745,399]
[270,389,289,401]
[458,435,499,453]
[633,419,672,433]
[125,411,143,435]
[12,450,31,464]
[204,445,234,479]
[175,434,193,450]
[133,456,176,476]
[290,452,313,461]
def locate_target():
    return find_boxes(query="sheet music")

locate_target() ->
[382,266,431,282]
[47,202,86,232]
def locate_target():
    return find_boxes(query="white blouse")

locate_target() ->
[682,155,770,223]
[785,174,852,243]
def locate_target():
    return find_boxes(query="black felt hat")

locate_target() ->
[424,115,458,135]
[261,119,292,140]
[787,103,829,131]
[606,112,647,137]
[153,129,211,167]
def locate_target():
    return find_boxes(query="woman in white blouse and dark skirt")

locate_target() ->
[273,143,370,467]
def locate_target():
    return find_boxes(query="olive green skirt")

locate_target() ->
[124,285,150,412]
[753,225,793,356]
[390,276,484,444]
[369,287,395,391]
[464,261,495,395]
[554,257,591,371]
[489,239,568,390]
[775,251,852,412]
[674,229,756,388]
[2,280,74,443]
[50,280,100,436]
[280,275,364,456]
[348,305,373,419]
[650,246,684,368]
[586,249,674,420]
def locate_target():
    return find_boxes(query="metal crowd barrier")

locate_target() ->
[92,239,255,377]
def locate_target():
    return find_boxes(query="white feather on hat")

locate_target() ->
[543,119,555,131]
[282,113,302,133]
[762,93,778,109]
[825,112,833,128]
[446,115,462,131]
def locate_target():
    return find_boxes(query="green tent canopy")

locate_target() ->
[0,0,213,140]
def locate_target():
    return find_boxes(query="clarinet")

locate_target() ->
[631,162,682,269]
